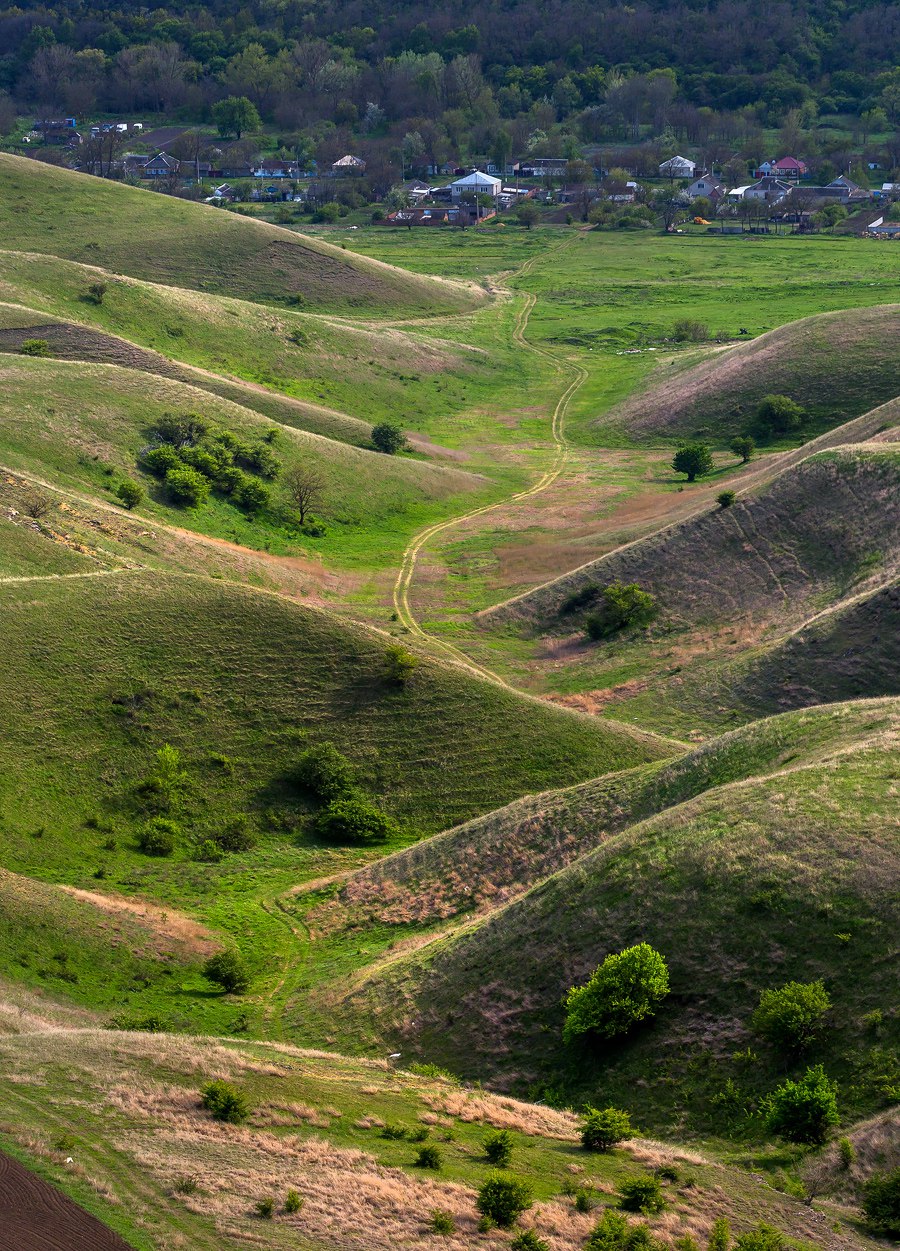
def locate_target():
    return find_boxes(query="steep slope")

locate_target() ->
[604,304,900,443]
[486,445,900,634]
[331,700,900,1136]
[0,154,482,316]
[0,1006,865,1251]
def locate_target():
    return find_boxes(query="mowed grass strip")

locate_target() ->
[0,154,483,316]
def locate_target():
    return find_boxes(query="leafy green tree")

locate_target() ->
[584,583,657,640]
[581,1106,633,1151]
[385,644,418,686]
[564,943,670,1043]
[517,200,540,228]
[204,949,251,994]
[200,1079,250,1123]
[371,422,408,454]
[483,1128,514,1166]
[477,1175,533,1228]
[212,95,260,139]
[165,465,210,507]
[755,394,804,438]
[729,435,755,463]
[752,980,831,1053]
[862,1168,900,1236]
[672,442,714,481]
[116,479,144,509]
[315,796,397,845]
[766,1065,839,1144]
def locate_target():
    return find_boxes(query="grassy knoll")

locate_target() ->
[326,699,900,1140]
[0,155,483,317]
[0,570,667,1025]
[0,252,517,437]
[0,1011,857,1251]
[0,355,501,571]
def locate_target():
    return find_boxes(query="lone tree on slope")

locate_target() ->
[672,442,714,481]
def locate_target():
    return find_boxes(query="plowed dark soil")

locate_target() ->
[0,1149,132,1251]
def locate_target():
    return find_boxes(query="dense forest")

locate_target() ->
[3,0,900,180]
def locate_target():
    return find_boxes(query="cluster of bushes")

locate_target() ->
[139,411,281,513]
[293,742,398,845]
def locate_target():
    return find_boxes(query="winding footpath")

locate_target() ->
[391,239,588,688]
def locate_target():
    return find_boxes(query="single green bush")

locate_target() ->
[581,1106,633,1151]
[152,413,209,448]
[765,1065,839,1144]
[116,479,144,509]
[214,816,257,852]
[707,1216,731,1251]
[560,583,599,614]
[755,394,804,438]
[294,742,356,801]
[415,1144,442,1169]
[716,490,736,508]
[371,421,408,454]
[672,442,714,481]
[573,1188,596,1212]
[239,443,282,478]
[429,1209,455,1234]
[315,796,396,845]
[283,1189,303,1214]
[232,474,270,514]
[564,944,670,1043]
[730,435,755,463]
[483,1128,514,1166]
[141,443,182,476]
[137,817,179,856]
[197,838,224,863]
[477,1175,533,1228]
[255,1196,275,1218]
[752,980,831,1054]
[512,1231,550,1251]
[584,583,658,640]
[18,338,52,356]
[384,644,418,686]
[837,1136,855,1169]
[619,1176,665,1214]
[862,1168,900,1235]
[585,1209,629,1249]
[165,464,211,507]
[204,949,251,994]
[733,1225,785,1251]
[200,1079,250,1124]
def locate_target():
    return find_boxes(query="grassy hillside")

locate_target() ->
[604,304,900,445]
[332,700,900,1138]
[0,1008,864,1251]
[0,155,482,316]
[0,355,493,568]
[0,251,500,433]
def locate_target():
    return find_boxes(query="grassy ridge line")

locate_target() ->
[330,699,896,930]
[330,699,899,1136]
[0,154,484,316]
[603,303,900,444]
[481,395,900,624]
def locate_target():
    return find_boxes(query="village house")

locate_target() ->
[741,176,794,204]
[252,158,299,179]
[755,157,807,179]
[331,154,366,175]
[141,152,180,178]
[512,157,568,178]
[33,119,82,146]
[451,170,502,201]
[868,219,900,238]
[686,175,724,201]
[659,155,695,178]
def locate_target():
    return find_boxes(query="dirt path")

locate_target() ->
[391,237,588,688]
[0,1148,133,1251]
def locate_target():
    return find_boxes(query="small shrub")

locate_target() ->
[24,493,53,519]
[379,1123,408,1140]
[564,943,670,1043]
[214,816,256,852]
[755,394,804,438]
[204,949,251,994]
[837,1136,855,1169]
[765,1064,839,1145]
[293,742,356,801]
[477,1216,495,1233]
[165,464,211,507]
[371,421,408,455]
[315,796,397,845]
[707,1216,731,1251]
[483,1128,514,1166]
[19,337,51,356]
[232,474,270,514]
[255,1196,275,1219]
[584,583,658,640]
[137,817,179,856]
[716,490,736,508]
[87,281,108,304]
[672,318,709,342]
[586,1209,629,1249]
[283,1189,303,1214]
[116,478,144,509]
[619,1176,665,1214]
[173,1174,201,1195]
[385,644,418,686]
[200,1079,250,1123]
[752,980,831,1054]
[429,1209,456,1235]
[477,1175,533,1228]
[141,443,182,476]
[512,1232,550,1251]
[733,1225,785,1251]
[560,583,599,614]
[239,443,281,478]
[415,1144,442,1169]
[573,1188,596,1212]
[862,1168,900,1235]
[581,1106,633,1151]
[197,838,223,863]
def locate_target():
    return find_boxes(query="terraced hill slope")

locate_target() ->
[330,700,900,1137]
[0,155,482,316]
[604,304,900,443]
[0,998,866,1251]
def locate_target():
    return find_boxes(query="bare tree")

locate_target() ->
[283,465,326,523]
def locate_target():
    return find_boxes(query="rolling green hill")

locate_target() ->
[0,154,483,316]
[326,700,900,1138]
[604,304,900,444]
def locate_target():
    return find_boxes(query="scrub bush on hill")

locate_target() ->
[371,421,408,455]
[483,1128,514,1166]
[116,478,143,509]
[166,465,210,507]
[477,1175,533,1227]
[293,743,357,802]
[752,980,831,1054]
[862,1168,900,1236]
[754,394,805,439]
[619,1176,665,1214]
[672,442,714,482]
[315,796,397,845]
[564,944,669,1043]
[585,584,658,640]
[204,949,251,994]
[765,1065,839,1144]
[200,1078,251,1123]
[581,1106,633,1151]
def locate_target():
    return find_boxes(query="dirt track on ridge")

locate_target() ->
[0,1149,132,1251]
